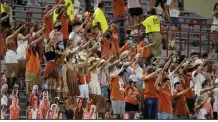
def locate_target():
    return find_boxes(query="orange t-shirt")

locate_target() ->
[1,27,6,54]
[173,92,188,116]
[111,33,119,55]
[120,43,130,53]
[77,73,91,85]
[25,48,41,74]
[143,73,158,99]
[101,38,114,60]
[157,87,173,114]
[43,15,54,39]
[120,43,136,60]
[110,75,125,101]
[10,106,20,119]
[60,15,69,39]
[183,75,194,99]
[137,41,150,59]
[112,0,125,16]
[124,87,138,105]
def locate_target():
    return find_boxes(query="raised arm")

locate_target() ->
[174,87,192,98]
[110,66,125,79]
[135,43,154,63]
[199,85,216,95]
[28,35,44,48]
[88,58,102,72]
[45,5,60,17]
[154,72,163,91]
[172,58,186,74]
[35,25,46,36]
[6,24,24,44]
[142,68,162,81]
[89,37,103,52]
[0,14,9,23]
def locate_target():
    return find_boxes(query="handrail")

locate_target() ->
[12,11,218,58]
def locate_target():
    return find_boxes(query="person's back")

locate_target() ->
[142,15,160,34]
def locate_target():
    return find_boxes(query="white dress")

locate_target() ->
[89,71,101,95]
[16,40,28,60]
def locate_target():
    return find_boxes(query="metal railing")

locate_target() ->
[12,11,218,58]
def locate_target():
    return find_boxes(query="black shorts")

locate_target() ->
[128,7,143,17]
[125,102,139,112]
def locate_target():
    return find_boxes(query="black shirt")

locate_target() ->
[65,108,74,119]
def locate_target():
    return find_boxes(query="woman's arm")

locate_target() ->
[35,25,46,37]
[6,25,24,43]
[142,68,162,81]
[0,14,9,23]
[88,58,102,72]
[28,35,44,49]
[154,73,163,91]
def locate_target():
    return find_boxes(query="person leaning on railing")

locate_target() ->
[130,8,162,64]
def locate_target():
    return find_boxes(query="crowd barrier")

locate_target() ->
[13,11,218,58]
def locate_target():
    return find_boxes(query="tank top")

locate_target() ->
[17,40,28,60]
[45,51,56,61]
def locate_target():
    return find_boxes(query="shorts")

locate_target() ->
[158,112,172,119]
[129,7,143,17]
[57,65,63,75]
[111,100,125,115]
[100,85,108,97]
[46,78,56,87]
[135,80,143,90]
[79,84,89,98]
[125,102,139,112]
[25,72,41,95]
[170,17,180,28]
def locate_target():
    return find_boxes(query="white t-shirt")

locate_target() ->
[127,0,141,9]
[5,50,18,64]
[170,9,180,17]
[31,108,38,119]
[69,32,82,48]
[197,108,207,119]
[192,71,206,96]
[169,72,180,94]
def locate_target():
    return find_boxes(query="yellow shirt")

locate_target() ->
[0,3,5,13]
[53,8,58,23]
[141,15,160,34]
[92,8,108,33]
[64,0,75,21]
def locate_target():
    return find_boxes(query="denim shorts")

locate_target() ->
[135,80,143,90]
[158,112,172,119]
[57,65,63,75]
[174,116,187,120]
[100,85,108,97]
[170,17,180,28]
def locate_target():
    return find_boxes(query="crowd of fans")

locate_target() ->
[1,0,218,120]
